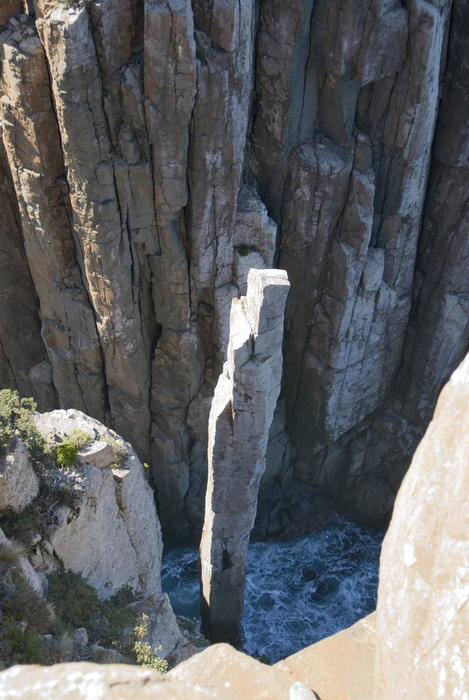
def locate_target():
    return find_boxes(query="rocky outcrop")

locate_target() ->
[0,662,212,699]
[0,437,39,514]
[32,409,162,599]
[0,0,468,540]
[275,613,376,700]
[200,269,289,642]
[0,645,310,699]
[374,353,469,698]
[168,643,304,698]
[0,407,190,665]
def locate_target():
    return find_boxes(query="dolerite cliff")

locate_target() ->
[0,0,468,542]
[1,350,468,700]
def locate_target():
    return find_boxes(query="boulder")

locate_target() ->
[374,353,469,698]
[276,613,376,700]
[0,662,212,699]
[168,643,300,699]
[32,409,162,600]
[0,437,39,514]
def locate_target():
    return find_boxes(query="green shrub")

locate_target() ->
[2,622,42,665]
[67,429,93,450]
[56,443,78,467]
[47,571,137,647]
[1,504,42,547]
[52,485,80,510]
[0,389,47,465]
[132,613,168,673]
[0,540,25,566]
[2,575,53,634]
[104,437,128,469]
[237,244,251,257]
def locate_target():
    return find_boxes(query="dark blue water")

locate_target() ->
[161,516,383,663]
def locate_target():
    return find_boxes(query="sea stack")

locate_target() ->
[200,268,290,643]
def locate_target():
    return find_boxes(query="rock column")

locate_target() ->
[200,269,290,643]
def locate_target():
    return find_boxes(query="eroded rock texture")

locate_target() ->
[32,409,163,599]
[200,268,289,642]
[0,436,39,513]
[375,352,469,698]
[0,0,468,541]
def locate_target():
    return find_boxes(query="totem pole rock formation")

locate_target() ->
[200,268,290,643]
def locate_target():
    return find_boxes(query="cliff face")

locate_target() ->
[0,0,468,541]
[1,351,468,695]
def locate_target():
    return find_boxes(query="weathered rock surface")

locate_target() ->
[32,409,162,599]
[374,353,469,699]
[276,613,376,700]
[0,138,54,410]
[0,0,468,540]
[0,648,308,699]
[168,643,300,699]
[200,269,289,642]
[0,662,213,699]
[0,437,39,514]
[0,2,22,29]
[0,525,46,596]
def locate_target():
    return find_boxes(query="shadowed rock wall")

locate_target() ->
[0,0,468,542]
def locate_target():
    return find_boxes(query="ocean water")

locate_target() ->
[161,516,384,663]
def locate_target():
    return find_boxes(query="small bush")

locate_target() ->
[237,244,251,257]
[0,389,47,465]
[2,575,53,634]
[52,485,80,511]
[1,504,42,547]
[132,614,168,673]
[0,540,25,566]
[67,430,93,450]
[104,437,128,469]
[2,622,42,665]
[56,443,78,467]
[47,571,137,647]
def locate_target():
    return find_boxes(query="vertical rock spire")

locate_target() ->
[200,268,290,643]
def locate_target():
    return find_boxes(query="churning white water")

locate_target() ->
[161,516,383,663]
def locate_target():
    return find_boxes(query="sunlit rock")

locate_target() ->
[375,353,469,698]
[0,437,39,514]
[200,269,289,642]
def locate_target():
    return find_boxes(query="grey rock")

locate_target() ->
[375,353,469,698]
[200,269,289,642]
[33,409,162,600]
[72,627,89,659]
[0,437,39,514]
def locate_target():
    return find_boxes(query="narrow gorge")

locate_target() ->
[1,0,468,545]
[0,0,468,695]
